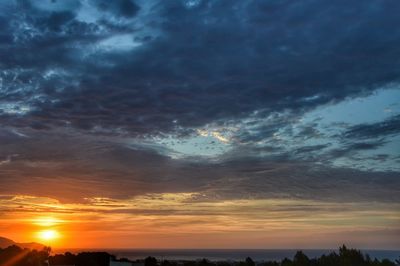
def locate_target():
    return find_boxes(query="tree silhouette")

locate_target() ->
[145,256,158,266]
[293,251,310,266]
[281,257,293,266]
[245,257,255,266]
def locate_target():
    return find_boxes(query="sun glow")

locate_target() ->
[33,217,61,227]
[37,229,59,241]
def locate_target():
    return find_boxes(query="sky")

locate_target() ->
[0,0,399,250]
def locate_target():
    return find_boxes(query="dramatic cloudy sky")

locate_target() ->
[0,0,399,249]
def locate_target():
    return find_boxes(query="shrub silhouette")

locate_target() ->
[245,257,255,266]
[293,251,310,266]
[145,256,159,266]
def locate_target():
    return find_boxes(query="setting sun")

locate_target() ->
[37,230,59,242]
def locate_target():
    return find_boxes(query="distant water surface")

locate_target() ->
[54,249,400,262]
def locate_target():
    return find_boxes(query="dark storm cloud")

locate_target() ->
[1,0,400,135]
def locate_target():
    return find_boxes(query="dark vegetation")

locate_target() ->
[0,245,398,266]
[0,245,49,266]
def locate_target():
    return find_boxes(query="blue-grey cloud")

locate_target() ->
[0,128,399,204]
[93,0,140,18]
[343,115,400,139]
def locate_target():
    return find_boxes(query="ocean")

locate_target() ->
[53,249,400,262]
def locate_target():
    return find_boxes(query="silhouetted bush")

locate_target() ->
[161,259,178,266]
[245,257,255,266]
[145,256,159,266]
[183,259,198,266]
[217,261,232,266]
[199,258,216,266]
[293,251,310,266]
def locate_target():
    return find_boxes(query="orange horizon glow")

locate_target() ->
[0,193,399,250]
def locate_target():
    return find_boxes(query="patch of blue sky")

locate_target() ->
[0,102,32,115]
[153,132,232,158]
[76,0,100,23]
[247,87,400,171]
[183,0,202,9]
[97,34,142,51]
[302,87,400,127]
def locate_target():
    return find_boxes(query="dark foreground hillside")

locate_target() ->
[0,245,398,266]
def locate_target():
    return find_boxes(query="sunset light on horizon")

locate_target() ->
[1,193,399,249]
